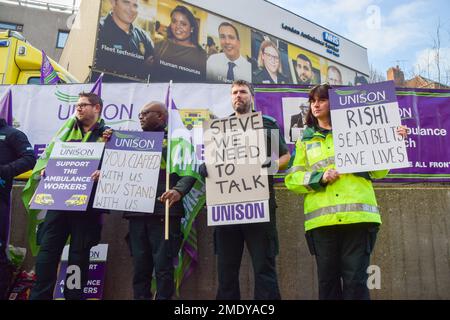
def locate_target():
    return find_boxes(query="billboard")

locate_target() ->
[92,0,368,85]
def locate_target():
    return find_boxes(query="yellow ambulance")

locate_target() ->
[0,30,79,85]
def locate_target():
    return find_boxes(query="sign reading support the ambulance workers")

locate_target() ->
[203,112,270,226]
[54,244,108,300]
[329,81,410,174]
[30,142,105,211]
[94,131,164,213]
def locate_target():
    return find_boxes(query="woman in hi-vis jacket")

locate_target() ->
[285,83,407,300]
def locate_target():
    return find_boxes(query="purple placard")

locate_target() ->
[329,81,398,110]
[108,130,164,152]
[30,142,105,211]
[254,84,450,182]
[53,261,106,299]
[30,159,100,211]
[53,244,108,300]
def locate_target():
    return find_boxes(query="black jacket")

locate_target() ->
[0,119,36,200]
[253,67,289,84]
[80,119,109,212]
[124,132,196,219]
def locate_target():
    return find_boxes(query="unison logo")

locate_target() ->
[335,89,387,106]
[55,90,79,103]
[113,132,157,151]
[61,143,78,149]
[54,91,136,124]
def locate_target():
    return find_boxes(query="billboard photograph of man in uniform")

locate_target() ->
[294,54,314,85]
[94,0,155,81]
[326,65,343,85]
[287,45,321,85]
[326,63,357,85]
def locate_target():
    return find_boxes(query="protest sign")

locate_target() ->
[93,130,164,213]
[30,142,105,211]
[203,112,270,226]
[329,81,410,174]
[53,244,108,300]
[207,200,270,226]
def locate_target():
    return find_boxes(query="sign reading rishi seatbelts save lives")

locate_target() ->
[203,112,270,226]
[30,142,105,211]
[329,81,410,174]
[93,130,164,213]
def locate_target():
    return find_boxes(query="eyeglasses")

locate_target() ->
[263,51,279,61]
[138,110,160,118]
[76,103,94,109]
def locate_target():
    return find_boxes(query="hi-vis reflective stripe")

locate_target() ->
[303,172,313,191]
[311,156,335,171]
[286,165,305,175]
[305,203,380,221]
[306,142,321,150]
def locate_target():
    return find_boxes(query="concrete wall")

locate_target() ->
[9,184,450,300]
[0,3,72,61]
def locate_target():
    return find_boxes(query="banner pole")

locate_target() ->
[165,81,173,240]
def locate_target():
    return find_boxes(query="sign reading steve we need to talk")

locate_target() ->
[203,112,270,226]
[94,131,164,213]
[329,81,409,174]
[30,142,105,211]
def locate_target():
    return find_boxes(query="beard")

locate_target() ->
[299,77,311,85]
[233,101,251,115]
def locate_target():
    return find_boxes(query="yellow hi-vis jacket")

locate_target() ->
[285,126,388,232]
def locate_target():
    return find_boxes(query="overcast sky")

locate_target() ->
[270,0,450,82]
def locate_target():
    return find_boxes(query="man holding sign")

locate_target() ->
[285,83,407,300]
[201,80,290,300]
[29,92,110,300]
[123,101,196,300]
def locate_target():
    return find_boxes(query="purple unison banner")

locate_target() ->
[53,244,108,300]
[30,142,105,211]
[254,84,450,183]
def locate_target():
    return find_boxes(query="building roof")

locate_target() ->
[404,75,450,89]
[387,65,449,89]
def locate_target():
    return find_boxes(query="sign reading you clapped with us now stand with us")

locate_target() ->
[329,81,410,174]
[93,130,164,213]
